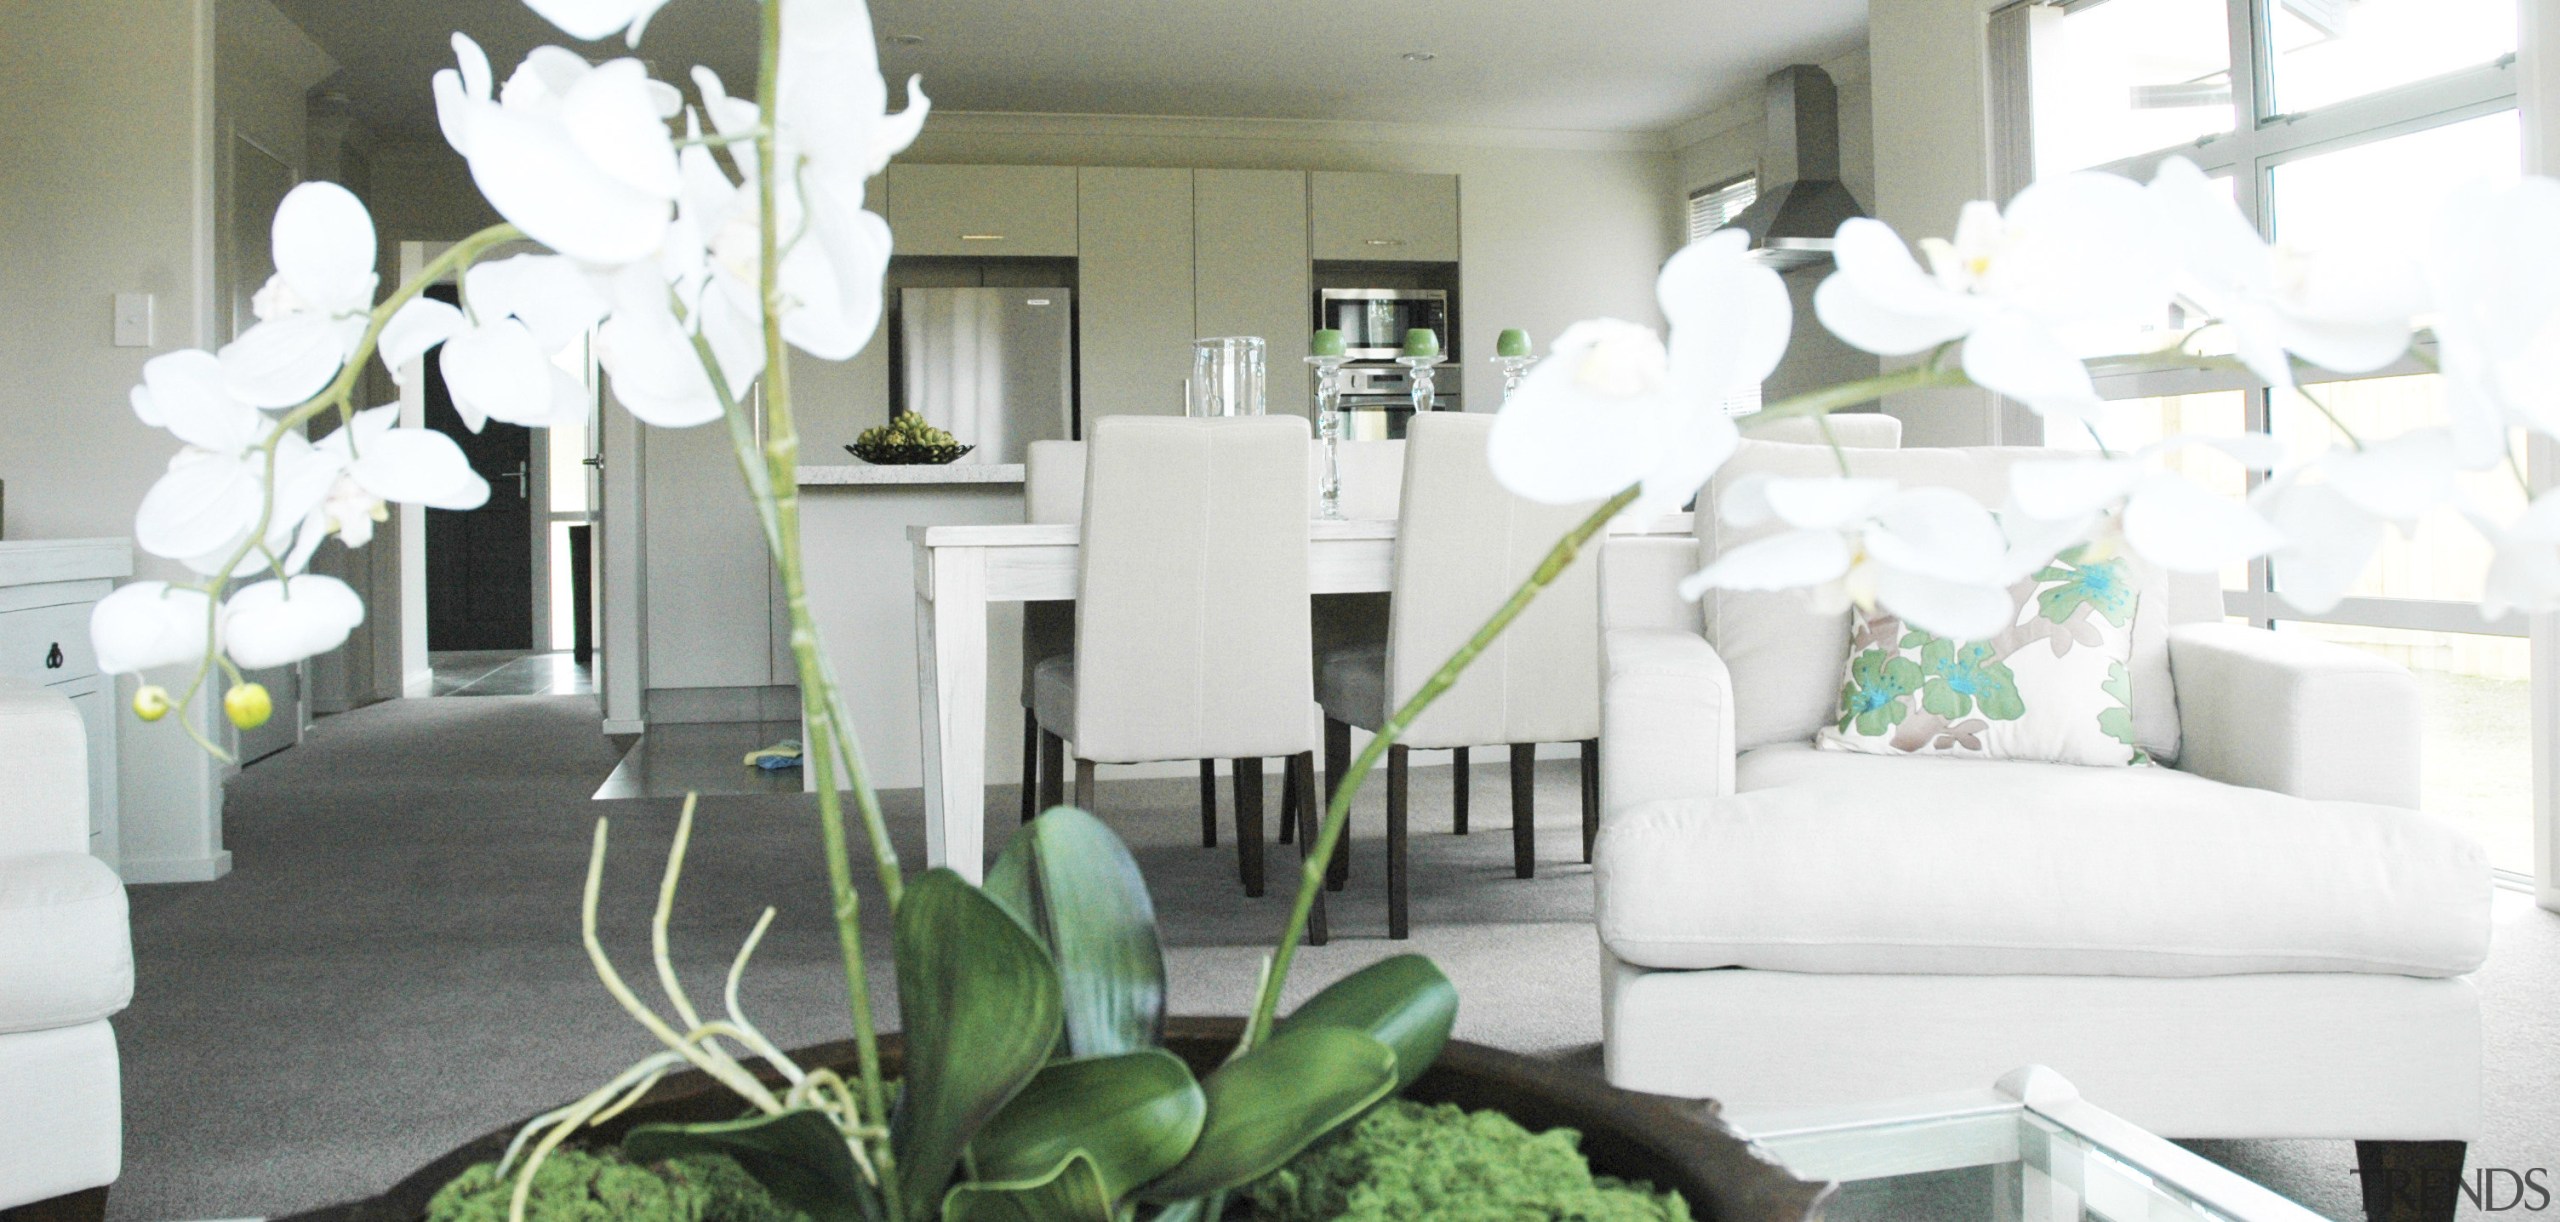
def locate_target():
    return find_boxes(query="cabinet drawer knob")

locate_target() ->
[1363,238,1406,247]
[959,233,1007,241]
[45,643,64,669]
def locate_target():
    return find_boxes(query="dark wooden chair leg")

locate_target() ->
[0,1186,108,1222]
[1073,758,1096,812]
[1302,755,1329,943]
[2355,1140,2466,1222]
[1452,745,1470,834]
[1580,738,1600,863]
[1199,760,1219,847]
[1020,709,1040,825]
[1278,756,1296,844]
[1039,730,1066,810]
[1510,743,1536,879]
[1235,757,1266,897]
[1323,717,1353,890]
[1387,744,1410,939]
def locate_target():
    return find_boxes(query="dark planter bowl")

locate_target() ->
[847,441,972,465]
[275,1017,1832,1222]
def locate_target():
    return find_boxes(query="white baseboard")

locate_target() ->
[602,718,645,734]
[120,850,233,885]
[402,666,435,699]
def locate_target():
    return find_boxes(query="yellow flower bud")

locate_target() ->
[132,685,172,722]
[224,682,273,730]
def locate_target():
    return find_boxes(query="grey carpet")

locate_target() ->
[113,694,2560,1220]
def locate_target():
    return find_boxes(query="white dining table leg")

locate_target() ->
[914,546,989,882]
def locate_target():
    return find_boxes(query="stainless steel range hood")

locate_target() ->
[1727,64,1867,271]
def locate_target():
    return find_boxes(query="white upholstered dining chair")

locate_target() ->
[1027,416,1320,896]
[1310,412,1603,939]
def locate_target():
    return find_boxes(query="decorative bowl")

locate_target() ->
[847,441,973,465]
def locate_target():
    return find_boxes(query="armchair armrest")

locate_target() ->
[1601,628,1737,815]
[0,679,88,858]
[1600,536,1702,633]
[2168,623,2421,807]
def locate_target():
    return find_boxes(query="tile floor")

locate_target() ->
[426,650,594,697]
[591,718,806,800]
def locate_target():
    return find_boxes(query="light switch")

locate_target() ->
[113,293,154,348]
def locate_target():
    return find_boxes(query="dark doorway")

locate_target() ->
[422,282,534,651]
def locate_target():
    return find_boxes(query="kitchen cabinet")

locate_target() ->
[0,539,129,868]
[1077,167,1195,419]
[1311,171,1459,262]
[1193,169,1313,417]
[887,164,1078,257]
[641,410,781,694]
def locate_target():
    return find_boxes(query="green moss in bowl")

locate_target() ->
[1244,1099,1692,1220]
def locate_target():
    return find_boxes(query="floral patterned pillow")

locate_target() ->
[1816,554,2148,767]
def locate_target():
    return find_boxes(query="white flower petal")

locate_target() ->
[463,254,611,352]
[2319,429,2458,522]
[441,321,557,430]
[1864,486,2010,585]
[460,98,672,265]
[91,583,216,675]
[221,313,359,410]
[348,425,490,510]
[136,349,265,453]
[1960,311,2102,419]
[521,0,652,41]
[223,576,365,669]
[1486,319,1681,505]
[2008,457,2143,521]
[270,181,377,314]
[1658,228,1793,396]
[1677,530,1854,599]
[595,277,729,428]
[786,200,892,360]
[560,59,683,201]
[1760,475,1897,531]
[135,451,265,564]
[1872,568,2019,643]
[2122,473,2283,572]
[379,297,465,385]
[1629,407,1741,520]
[1987,171,2172,324]
[1813,268,1975,357]
[2255,479,2382,615]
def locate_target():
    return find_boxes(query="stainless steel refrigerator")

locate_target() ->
[897,286,1074,464]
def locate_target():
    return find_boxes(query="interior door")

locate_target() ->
[229,133,305,764]
[422,283,536,652]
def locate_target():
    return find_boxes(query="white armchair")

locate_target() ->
[0,678,131,1217]
[1593,434,2492,1219]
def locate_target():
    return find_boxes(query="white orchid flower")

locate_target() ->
[2148,159,2422,390]
[1679,475,2023,641]
[281,405,492,568]
[2479,490,2560,620]
[595,259,759,428]
[2006,434,2286,576]
[433,35,682,267]
[773,0,931,184]
[220,182,378,408]
[2247,428,2465,614]
[1814,173,2172,420]
[90,583,217,676]
[522,0,672,45]
[1488,231,1790,517]
[2427,176,2560,467]
[127,351,332,574]
[222,576,366,670]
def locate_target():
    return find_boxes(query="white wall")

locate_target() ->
[0,0,232,880]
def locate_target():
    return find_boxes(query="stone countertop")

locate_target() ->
[796,463,1027,487]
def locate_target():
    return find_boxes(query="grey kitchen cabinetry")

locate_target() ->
[1076,166,1195,419]
[1193,168,1312,416]
[886,164,1079,258]
[1310,171,1459,262]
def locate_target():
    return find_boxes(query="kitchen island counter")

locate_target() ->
[798,463,1026,487]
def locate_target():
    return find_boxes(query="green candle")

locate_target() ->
[1310,328,1346,357]
[1401,327,1441,357]
[1495,328,1532,358]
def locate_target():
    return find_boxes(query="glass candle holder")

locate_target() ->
[1494,355,1536,404]
[1396,352,1446,418]
[1188,336,1267,418]
[1306,354,1351,519]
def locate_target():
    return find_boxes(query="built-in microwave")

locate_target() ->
[1316,288,1451,362]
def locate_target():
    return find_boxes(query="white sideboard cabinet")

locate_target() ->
[0,539,131,866]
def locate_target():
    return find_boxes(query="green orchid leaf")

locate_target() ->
[1138,1026,1398,1201]
[971,1050,1206,1201]
[622,1108,883,1222]
[941,1152,1115,1222]
[1148,1198,1212,1222]
[981,806,1167,1057]
[1277,953,1457,1093]
[892,869,1064,1214]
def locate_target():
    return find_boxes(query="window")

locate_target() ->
[1687,176,1758,244]
[2028,0,2530,874]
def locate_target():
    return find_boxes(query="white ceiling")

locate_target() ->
[272,0,1868,144]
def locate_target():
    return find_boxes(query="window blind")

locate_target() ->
[1687,176,1759,243]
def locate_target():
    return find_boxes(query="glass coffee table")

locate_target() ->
[1743,1066,2326,1221]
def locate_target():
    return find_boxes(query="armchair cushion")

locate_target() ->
[2169,622,2422,807]
[1595,744,2491,978]
[0,852,133,1034]
[1600,628,1736,811]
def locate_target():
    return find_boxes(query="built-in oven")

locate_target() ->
[1336,364,1460,440]
[1316,288,1452,361]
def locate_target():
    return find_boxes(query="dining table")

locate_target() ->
[907,511,1698,881]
